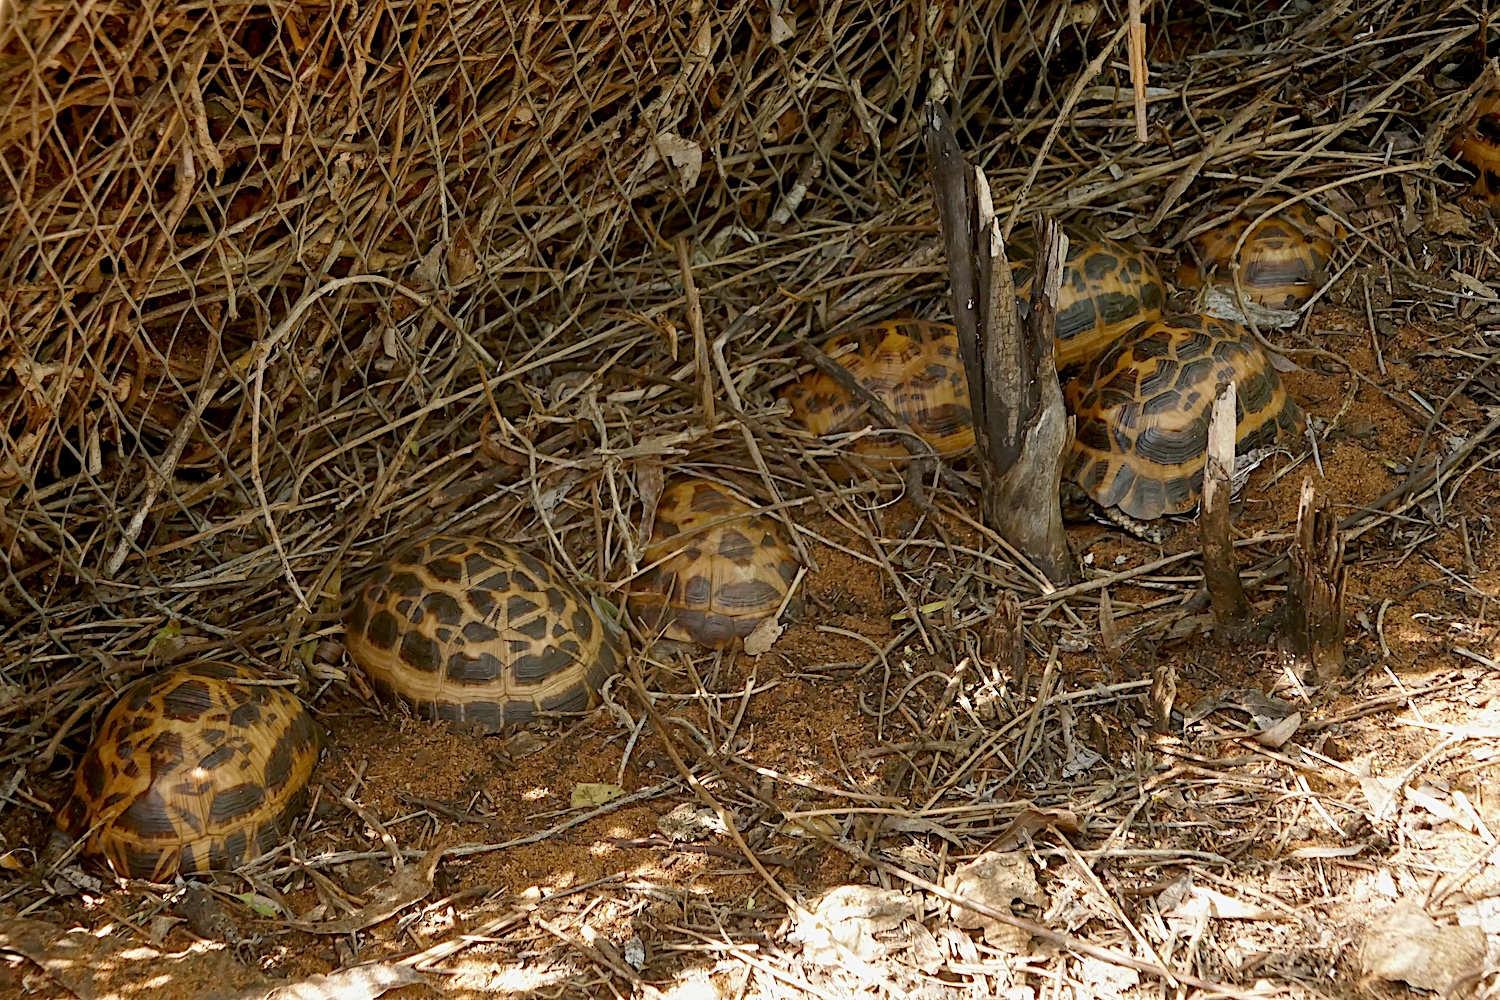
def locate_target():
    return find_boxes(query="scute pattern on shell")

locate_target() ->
[628,479,800,648]
[343,535,623,733]
[55,663,320,881]
[780,319,974,465]
[1062,314,1305,522]
[1452,97,1500,205]
[1175,198,1336,309]
[1008,224,1166,371]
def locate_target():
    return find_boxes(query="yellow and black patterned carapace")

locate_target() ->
[1061,313,1305,524]
[1177,198,1337,309]
[780,319,975,467]
[343,536,624,733]
[1008,224,1167,371]
[55,663,320,881]
[627,479,800,648]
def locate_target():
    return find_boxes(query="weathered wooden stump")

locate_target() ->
[923,102,1075,587]
[1284,478,1348,681]
[1149,662,1178,733]
[1199,381,1251,641]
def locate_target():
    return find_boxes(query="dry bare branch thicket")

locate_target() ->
[3,0,1499,994]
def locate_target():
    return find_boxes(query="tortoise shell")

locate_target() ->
[1175,198,1337,309]
[780,319,973,466]
[343,535,624,733]
[1009,224,1166,371]
[627,479,800,648]
[54,663,320,881]
[1452,96,1500,204]
[1062,314,1305,522]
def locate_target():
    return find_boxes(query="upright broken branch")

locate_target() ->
[1285,478,1348,682]
[1200,381,1250,639]
[923,102,1075,586]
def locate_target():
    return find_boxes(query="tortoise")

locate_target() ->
[1451,96,1500,204]
[1175,197,1338,309]
[342,535,624,733]
[52,663,321,881]
[1008,224,1167,371]
[627,478,801,648]
[779,318,974,467]
[779,234,1163,467]
[1060,313,1306,533]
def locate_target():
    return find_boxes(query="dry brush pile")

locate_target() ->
[3,0,1500,995]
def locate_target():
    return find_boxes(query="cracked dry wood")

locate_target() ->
[1201,380,1251,641]
[1285,478,1348,682]
[923,100,1074,586]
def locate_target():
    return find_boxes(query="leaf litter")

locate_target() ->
[3,0,1500,998]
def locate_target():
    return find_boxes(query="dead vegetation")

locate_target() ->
[4,0,1500,997]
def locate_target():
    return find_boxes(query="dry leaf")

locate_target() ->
[1407,782,1470,830]
[881,816,963,846]
[1066,1,1100,26]
[446,224,478,285]
[1150,663,1177,732]
[992,805,1082,851]
[781,814,842,839]
[942,851,1043,952]
[657,803,725,842]
[1426,204,1473,236]
[1358,773,1403,817]
[636,463,666,551]
[572,783,626,808]
[289,843,443,935]
[1359,900,1485,994]
[743,615,783,655]
[688,17,712,59]
[1252,711,1301,748]
[927,49,955,105]
[1159,878,1280,922]
[789,885,921,966]
[1098,586,1122,656]
[1313,211,1349,240]
[1196,283,1302,329]
[506,731,546,757]
[646,133,703,190]
[768,9,796,44]
[1452,271,1497,300]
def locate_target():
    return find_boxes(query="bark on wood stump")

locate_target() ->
[1285,478,1348,682]
[923,102,1075,587]
[1200,381,1251,642]
[1149,662,1178,733]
